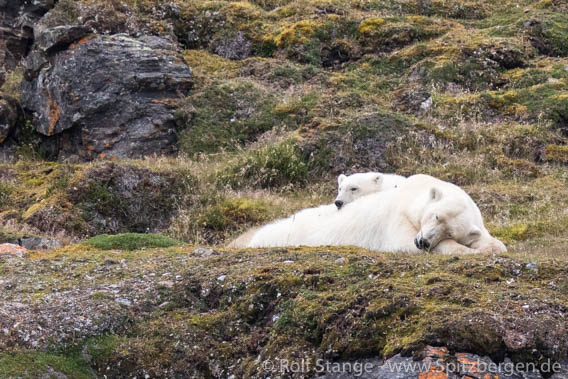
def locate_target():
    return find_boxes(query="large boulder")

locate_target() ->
[21,29,193,160]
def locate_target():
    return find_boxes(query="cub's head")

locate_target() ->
[335,172,385,209]
[414,187,483,251]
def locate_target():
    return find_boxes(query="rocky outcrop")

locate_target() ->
[21,28,192,160]
[0,0,55,71]
[320,346,567,378]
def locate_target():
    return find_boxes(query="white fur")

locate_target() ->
[247,174,506,255]
[335,172,406,208]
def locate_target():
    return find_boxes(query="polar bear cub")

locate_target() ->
[335,172,406,209]
[247,174,506,255]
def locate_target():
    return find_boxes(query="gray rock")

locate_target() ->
[212,31,253,60]
[0,0,55,70]
[22,32,192,160]
[34,25,90,53]
[193,248,219,257]
[19,237,61,250]
[0,94,20,143]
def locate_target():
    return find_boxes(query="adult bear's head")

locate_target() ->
[413,187,483,251]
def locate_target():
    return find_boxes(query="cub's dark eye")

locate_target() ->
[436,215,439,220]
[351,188,357,192]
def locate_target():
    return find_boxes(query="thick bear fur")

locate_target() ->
[335,172,406,209]
[244,174,506,254]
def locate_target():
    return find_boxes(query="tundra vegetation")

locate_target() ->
[0,0,567,377]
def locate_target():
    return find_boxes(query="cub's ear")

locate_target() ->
[373,173,383,184]
[338,174,346,185]
[429,187,442,202]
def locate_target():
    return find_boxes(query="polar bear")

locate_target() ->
[335,172,406,209]
[246,174,506,255]
[227,172,405,248]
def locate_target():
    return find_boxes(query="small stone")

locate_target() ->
[420,96,433,111]
[116,298,132,306]
[217,275,226,281]
[193,248,218,257]
[282,260,294,263]
[335,257,345,263]
[158,280,174,288]
[526,262,538,271]
[20,237,61,250]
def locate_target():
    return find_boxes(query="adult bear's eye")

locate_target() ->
[351,188,357,191]
[436,215,439,220]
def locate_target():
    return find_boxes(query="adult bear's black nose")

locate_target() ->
[414,237,430,250]
[335,200,344,209]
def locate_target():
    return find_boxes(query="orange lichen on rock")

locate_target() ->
[418,369,448,379]
[68,36,93,50]
[48,97,60,135]
[0,243,28,257]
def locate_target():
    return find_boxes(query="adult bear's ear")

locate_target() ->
[429,187,442,201]
[469,226,482,238]
[373,173,383,183]
[338,174,346,185]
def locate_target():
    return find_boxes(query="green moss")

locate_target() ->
[90,292,114,301]
[86,335,121,362]
[493,224,531,243]
[358,17,386,35]
[178,80,278,155]
[0,351,93,379]
[84,233,182,251]
[273,20,320,47]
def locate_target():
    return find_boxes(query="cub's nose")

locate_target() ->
[335,200,344,209]
[414,237,430,250]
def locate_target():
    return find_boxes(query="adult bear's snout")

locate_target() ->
[414,236,430,250]
[335,200,344,209]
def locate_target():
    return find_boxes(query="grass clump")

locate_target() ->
[218,140,308,189]
[545,144,568,163]
[199,197,270,231]
[0,182,14,209]
[84,233,182,251]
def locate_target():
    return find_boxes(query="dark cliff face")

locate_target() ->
[21,28,192,160]
[0,0,55,71]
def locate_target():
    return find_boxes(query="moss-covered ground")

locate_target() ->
[1,244,567,377]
